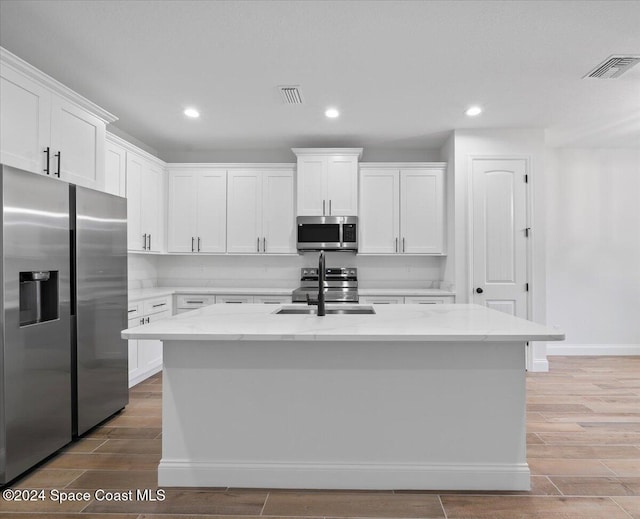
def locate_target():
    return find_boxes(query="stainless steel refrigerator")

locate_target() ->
[0,164,128,485]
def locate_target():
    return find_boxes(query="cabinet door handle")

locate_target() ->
[145,317,150,324]
[402,237,405,253]
[257,237,260,252]
[198,237,201,252]
[148,234,151,250]
[192,237,194,252]
[395,237,398,253]
[140,317,145,325]
[329,199,332,215]
[142,233,147,250]
[43,147,50,174]
[322,200,326,216]
[263,237,266,252]
[54,151,61,177]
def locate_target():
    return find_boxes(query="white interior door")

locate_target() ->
[471,159,528,317]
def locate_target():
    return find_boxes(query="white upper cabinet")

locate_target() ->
[227,167,295,254]
[0,48,116,190]
[293,148,362,216]
[127,152,165,252]
[359,163,446,255]
[104,137,127,197]
[359,168,400,254]
[50,95,106,189]
[0,64,51,173]
[167,168,227,253]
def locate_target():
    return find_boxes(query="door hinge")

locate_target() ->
[525,227,531,237]
[525,283,529,292]
[524,174,528,183]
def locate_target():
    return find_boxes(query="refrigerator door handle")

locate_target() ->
[70,229,76,316]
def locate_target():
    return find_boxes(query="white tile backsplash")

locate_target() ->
[128,254,159,290]
[151,253,446,289]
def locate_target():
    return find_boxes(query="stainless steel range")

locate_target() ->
[292,267,358,304]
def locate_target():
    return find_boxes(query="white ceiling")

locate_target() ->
[1,0,639,159]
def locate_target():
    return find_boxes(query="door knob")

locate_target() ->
[476,288,483,294]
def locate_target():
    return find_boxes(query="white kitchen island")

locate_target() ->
[122,304,563,491]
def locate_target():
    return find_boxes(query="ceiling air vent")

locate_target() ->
[584,55,640,79]
[278,85,304,104]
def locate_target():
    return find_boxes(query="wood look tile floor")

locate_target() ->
[2,356,639,518]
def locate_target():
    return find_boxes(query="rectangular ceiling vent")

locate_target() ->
[584,55,640,79]
[279,85,304,104]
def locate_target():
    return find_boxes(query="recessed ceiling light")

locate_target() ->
[325,108,340,118]
[465,106,482,117]
[184,107,200,118]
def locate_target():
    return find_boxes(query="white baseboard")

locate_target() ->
[530,358,549,372]
[128,364,162,388]
[158,460,531,491]
[547,343,640,356]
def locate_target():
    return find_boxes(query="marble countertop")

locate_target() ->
[122,303,564,342]
[128,286,456,302]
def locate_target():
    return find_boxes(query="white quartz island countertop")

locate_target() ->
[121,303,564,343]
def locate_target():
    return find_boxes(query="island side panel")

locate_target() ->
[159,339,529,490]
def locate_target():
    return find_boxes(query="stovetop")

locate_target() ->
[292,267,358,303]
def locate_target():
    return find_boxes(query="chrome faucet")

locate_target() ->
[305,250,326,316]
[317,250,326,316]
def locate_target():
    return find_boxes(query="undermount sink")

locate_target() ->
[275,305,376,315]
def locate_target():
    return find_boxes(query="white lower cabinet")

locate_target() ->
[360,295,454,305]
[404,296,455,304]
[359,296,404,305]
[175,293,292,311]
[253,295,291,305]
[127,296,172,387]
[216,295,254,304]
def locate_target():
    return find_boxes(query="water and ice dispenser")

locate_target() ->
[19,271,59,326]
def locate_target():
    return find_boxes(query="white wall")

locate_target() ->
[546,148,640,355]
[452,129,548,370]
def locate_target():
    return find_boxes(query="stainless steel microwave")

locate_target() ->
[296,216,358,252]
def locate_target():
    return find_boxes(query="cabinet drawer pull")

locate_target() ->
[128,309,136,313]
[185,300,204,304]
[152,303,166,308]
[225,301,243,304]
